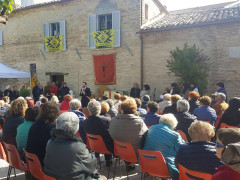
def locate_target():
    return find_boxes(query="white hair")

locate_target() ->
[87,99,101,116]
[69,99,81,110]
[56,112,79,134]
[159,114,178,129]
[177,100,190,112]
[217,93,226,101]
[5,85,10,90]
[51,95,59,104]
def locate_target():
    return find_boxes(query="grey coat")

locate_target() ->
[44,129,102,180]
[109,114,148,151]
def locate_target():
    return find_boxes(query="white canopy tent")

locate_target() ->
[0,63,30,78]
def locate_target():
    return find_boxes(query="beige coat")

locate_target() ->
[221,142,240,173]
[109,114,148,151]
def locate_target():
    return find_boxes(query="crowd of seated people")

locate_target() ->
[0,80,239,180]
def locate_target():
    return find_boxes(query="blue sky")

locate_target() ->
[161,0,236,11]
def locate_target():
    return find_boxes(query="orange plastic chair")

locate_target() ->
[114,140,138,179]
[179,164,212,180]
[24,150,56,180]
[86,134,111,178]
[176,130,188,143]
[4,143,28,179]
[82,107,90,118]
[59,110,68,116]
[214,114,222,128]
[0,142,7,161]
[220,123,238,129]
[138,149,170,179]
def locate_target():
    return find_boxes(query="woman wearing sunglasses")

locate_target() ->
[212,128,240,180]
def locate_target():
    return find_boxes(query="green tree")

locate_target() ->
[0,0,14,24]
[167,43,209,94]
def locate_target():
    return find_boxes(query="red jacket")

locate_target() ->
[50,86,59,96]
[60,100,70,111]
[212,166,240,180]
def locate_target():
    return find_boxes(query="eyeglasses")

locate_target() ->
[215,141,225,148]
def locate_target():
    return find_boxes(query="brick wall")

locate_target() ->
[0,0,142,97]
[142,22,240,100]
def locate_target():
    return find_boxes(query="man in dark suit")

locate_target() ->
[59,82,70,102]
[80,82,91,108]
[32,82,41,103]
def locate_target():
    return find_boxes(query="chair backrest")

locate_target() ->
[179,164,212,180]
[59,110,68,115]
[214,114,222,128]
[24,150,56,180]
[147,126,151,129]
[0,142,7,161]
[138,149,170,178]
[220,123,238,129]
[176,130,188,143]
[4,143,27,172]
[114,140,138,163]
[82,107,90,118]
[86,134,111,154]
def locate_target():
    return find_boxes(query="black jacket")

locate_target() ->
[10,90,19,101]
[82,115,114,153]
[130,88,140,98]
[59,86,70,98]
[175,141,224,174]
[32,85,41,101]
[217,110,240,129]
[175,112,197,142]
[26,121,55,167]
[163,104,178,114]
[80,88,91,108]
[188,100,199,114]
[2,115,24,147]
[44,129,100,180]
[4,89,11,96]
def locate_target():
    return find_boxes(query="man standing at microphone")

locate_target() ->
[80,82,91,108]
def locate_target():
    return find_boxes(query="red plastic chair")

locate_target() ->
[114,140,138,179]
[0,142,7,161]
[176,130,188,143]
[179,164,212,180]
[86,134,111,178]
[138,149,170,179]
[24,150,56,180]
[147,126,151,129]
[220,123,238,129]
[4,143,28,179]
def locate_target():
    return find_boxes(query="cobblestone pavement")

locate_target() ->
[0,156,167,180]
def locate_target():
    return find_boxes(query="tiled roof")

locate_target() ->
[140,6,240,33]
[13,0,73,12]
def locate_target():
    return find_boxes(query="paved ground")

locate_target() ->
[0,157,167,180]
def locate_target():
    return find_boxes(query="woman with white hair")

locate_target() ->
[175,100,197,142]
[68,99,86,143]
[158,93,172,114]
[82,99,113,167]
[44,112,106,180]
[143,114,185,180]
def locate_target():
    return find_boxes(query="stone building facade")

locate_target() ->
[0,0,240,99]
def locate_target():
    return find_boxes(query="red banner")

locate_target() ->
[93,54,116,85]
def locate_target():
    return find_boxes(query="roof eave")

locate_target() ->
[137,18,240,34]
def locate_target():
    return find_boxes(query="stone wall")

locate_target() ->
[0,0,142,97]
[142,22,240,100]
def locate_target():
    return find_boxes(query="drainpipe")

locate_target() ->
[140,34,144,89]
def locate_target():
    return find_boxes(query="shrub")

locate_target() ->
[166,43,208,94]
[19,88,31,98]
